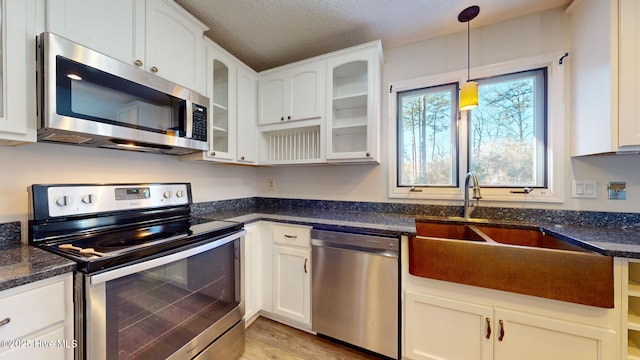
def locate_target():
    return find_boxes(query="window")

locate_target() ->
[468,68,547,187]
[389,54,566,203]
[397,83,458,187]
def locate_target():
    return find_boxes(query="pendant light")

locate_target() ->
[458,5,480,111]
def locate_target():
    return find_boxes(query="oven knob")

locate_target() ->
[143,189,150,198]
[55,196,71,207]
[163,191,172,199]
[176,190,185,198]
[81,194,96,205]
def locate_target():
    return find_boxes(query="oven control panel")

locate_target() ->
[37,183,191,218]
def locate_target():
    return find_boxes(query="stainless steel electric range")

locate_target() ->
[28,183,246,360]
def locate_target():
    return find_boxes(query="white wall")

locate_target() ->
[0,142,257,230]
[256,7,640,214]
[2,6,639,238]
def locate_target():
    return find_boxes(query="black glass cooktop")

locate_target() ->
[40,218,243,273]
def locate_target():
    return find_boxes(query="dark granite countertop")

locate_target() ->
[195,208,417,237]
[4,200,638,295]
[195,208,640,259]
[0,243,76,292]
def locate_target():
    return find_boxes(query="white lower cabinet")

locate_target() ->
[271,224,312,329]
[0,273,74,360]
[242,223,261,326]
[248,222,312,330]
[273,245,311,326]
[405,290,616,360]
[405,291,492,360]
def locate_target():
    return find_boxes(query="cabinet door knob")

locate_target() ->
[150,66,159,73]
[134,59,143,67]
[240,156,245,160]
[304,258,308,273]
[485,317,491,339]
[366,152,371,157]
[0,317,10,327]
[281,116,284,121]
[498,320,505,341]
[287,115,291,120]
[210,151,216,157]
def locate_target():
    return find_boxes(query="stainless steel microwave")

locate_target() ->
[36,32,209,155]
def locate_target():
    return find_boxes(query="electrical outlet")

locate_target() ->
[607,181,626,200]
[267,178,276,191]
[572,180,597,199]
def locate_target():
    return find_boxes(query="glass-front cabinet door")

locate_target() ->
[325,41,382,163]
[206,40,236,162]
[0,0,37,145]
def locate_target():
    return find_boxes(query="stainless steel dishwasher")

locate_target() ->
[311,229,399,359]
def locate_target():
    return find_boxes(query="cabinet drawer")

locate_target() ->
[272,224,311,248]
[0,279,66,340]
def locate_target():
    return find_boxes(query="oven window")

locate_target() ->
[104,241,239,359]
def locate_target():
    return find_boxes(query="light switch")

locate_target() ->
[572,180,597,199]
[585,183,595,196]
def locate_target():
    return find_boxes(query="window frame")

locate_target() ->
[467,67,548,189]
[387,53,566,203]
[396,81,460,188]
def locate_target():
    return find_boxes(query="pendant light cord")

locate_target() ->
[467,20,470,82]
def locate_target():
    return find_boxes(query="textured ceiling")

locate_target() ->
[175,0,572,72]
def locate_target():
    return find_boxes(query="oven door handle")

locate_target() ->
[90,230,245,285]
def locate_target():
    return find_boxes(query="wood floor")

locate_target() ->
[239,317,385,360]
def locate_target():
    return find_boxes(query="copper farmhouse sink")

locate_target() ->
[409,221,614,308]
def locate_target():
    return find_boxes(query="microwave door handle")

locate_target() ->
[185,100,194,138]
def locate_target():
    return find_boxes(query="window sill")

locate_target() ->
[388,187,563,204]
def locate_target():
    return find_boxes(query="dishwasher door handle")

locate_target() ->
[311,239,398,258]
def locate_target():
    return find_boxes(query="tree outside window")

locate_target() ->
[397,83,458,187]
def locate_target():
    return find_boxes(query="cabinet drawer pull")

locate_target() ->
[304,258,308,273]
[0,317,10,327]
[150,66,159,73]
[485,317,491,339]
[498,319,505,341]
[284,234,298,239]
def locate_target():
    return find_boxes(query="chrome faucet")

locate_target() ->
[463,172,482,219]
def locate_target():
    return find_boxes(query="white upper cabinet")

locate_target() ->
[326,41,382,162]
[258,61,325,125]
[46,0,145,67]
[236,65,258,164]
[144,0,206,94]
[180,40,258,165]
[618,0,640,148]
[570,0,640,155]
[204,39,236,162]
[46,0,206,94]
[0,0,37,145]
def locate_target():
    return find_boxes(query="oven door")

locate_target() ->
[81,231,245,360]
